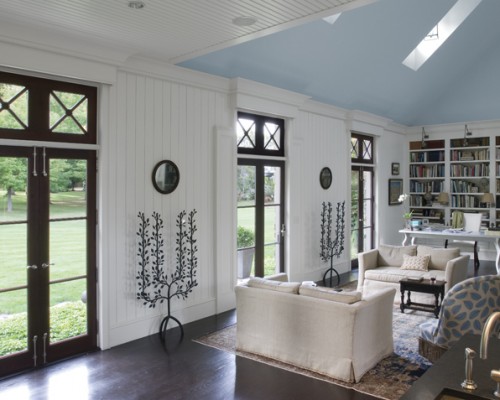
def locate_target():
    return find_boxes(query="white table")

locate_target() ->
[399,228,500,275]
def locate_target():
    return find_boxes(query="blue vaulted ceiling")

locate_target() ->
[179,0,500,127]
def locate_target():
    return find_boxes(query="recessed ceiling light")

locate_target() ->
[232,16,257,27]
[128,1,145,9]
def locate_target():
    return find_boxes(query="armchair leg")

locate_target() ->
[473,241,480,276]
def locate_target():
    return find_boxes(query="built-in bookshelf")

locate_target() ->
[449,137,490,223]
[408,135,497,226]
[409,140,445,222]
[496,137,500,224]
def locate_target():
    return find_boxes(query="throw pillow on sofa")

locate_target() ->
[299,285,362,304]
[247,277,301,294]
[400,254,430,271]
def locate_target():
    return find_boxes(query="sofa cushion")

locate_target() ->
[377,244,417,267]
[299,285,362,304]
[365,266,425,283]
[417,245,460,271]
[401,254,430,271]
[247,277,301,294]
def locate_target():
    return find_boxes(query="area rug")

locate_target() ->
[194,284,433,400]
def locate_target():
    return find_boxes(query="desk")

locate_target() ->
[399,228,500,275]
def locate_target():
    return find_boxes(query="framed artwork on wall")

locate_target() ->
[388,179,403,205]
[391,162,400,176]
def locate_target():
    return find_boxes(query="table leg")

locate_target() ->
[402,233,408,246]
[434,292,440,318]
[495,238,500,275]
[400,290,405,313]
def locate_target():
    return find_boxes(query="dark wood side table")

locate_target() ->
[399,278,446,318]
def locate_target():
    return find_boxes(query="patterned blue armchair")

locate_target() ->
[418,275,500,362]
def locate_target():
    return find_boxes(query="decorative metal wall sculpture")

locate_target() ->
[320,201,345,287]
[136,209,198,342]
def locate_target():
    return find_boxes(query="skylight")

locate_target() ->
[402,0,482,71]
[323,13,341,25]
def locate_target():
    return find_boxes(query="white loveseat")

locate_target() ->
[235,276,396,383]
[357,244,469,303]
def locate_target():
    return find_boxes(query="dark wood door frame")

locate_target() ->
[0,146,98,377]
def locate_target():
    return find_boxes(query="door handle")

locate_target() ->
[41,263,54,269]
[27,265,38,270]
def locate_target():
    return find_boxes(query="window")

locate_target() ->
[237,112,284,157]
[237,112,285,278]
[351,133,373,164]
[0,71,97,144]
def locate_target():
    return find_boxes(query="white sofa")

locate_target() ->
[235,276,396,383]
[357,244,469,303]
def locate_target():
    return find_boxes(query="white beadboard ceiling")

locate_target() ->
[0,0,371,63]
[1,0,499,126]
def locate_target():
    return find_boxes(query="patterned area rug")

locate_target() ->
[194,284,433,400]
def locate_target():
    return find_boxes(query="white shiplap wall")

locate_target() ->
[101,69,233,347]
[289,110,350,282]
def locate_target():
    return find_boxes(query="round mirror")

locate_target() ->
[152,160,180,194]
[320,167,332,190]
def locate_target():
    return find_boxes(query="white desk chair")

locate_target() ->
[445,213,482,274]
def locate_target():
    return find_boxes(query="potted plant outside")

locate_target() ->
[237,226,255,278]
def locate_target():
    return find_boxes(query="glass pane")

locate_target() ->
[50,91,87,135]
[237,206,255,279]
[237,165,256,206]
[350,229,359,261]
[0,290,28,356]
[0,83,28,129]
[236,118,255,149]
[49,159,87,219]
[264,166,280,204]
[50,219,87,279]
[0,224,27,288]
[264,205,279,245]
[351,170,359,231]
[351,138,359,159]
[49,157,88,342]
[263,244,280,277]
[362,139,372,160]
[264,122,280,151]
[0,157,28,221]
[0,156,28,356]
[50,279,87,343]
[363,227,372,253]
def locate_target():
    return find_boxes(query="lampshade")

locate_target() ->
[481,192,494,204]
[437,192,449,204]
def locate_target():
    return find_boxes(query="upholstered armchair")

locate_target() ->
[418,275,500,362]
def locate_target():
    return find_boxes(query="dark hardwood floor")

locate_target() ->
[0,260,496,400]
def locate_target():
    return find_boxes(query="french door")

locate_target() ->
[351,166,374,268]
[237,159,285,278]
[0,146,97,377]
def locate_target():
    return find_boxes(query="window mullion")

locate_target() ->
[255,163,265,277]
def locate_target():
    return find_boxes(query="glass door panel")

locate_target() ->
[262,165,283,277]
[351,170,360,261]
[237,165,256,279]
[237,160,284,279]
[48,159,89,343]
[351,166,374,267]
[0,156,29,358]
